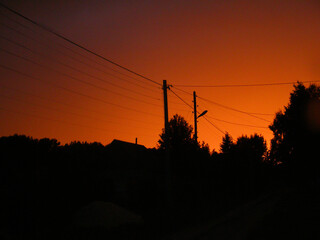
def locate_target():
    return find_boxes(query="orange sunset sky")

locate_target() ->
[0,0,319,151]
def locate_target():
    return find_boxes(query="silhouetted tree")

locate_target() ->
[220,132,234,154]
[215,133,268,206]
[235,134,267,199]
[199,141,211,157]
[157,115,213,210]
[236,134,267,162]
[158,114,194,151]
[269,82,320,180]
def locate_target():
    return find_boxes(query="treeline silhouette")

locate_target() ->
[1,82,319,239]
[0,136,164,239]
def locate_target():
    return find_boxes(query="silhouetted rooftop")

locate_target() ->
[107,139,147,152]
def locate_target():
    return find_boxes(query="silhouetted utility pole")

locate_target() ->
[193,91,198,143]
[163,80,169,139]
[163,80,172,205]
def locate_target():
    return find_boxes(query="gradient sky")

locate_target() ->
[0,0,319,151]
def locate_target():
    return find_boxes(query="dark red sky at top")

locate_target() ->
[0,0,319,150]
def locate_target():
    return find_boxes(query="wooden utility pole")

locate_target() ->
[163,80,171,204]
[163,80,169,137]
[193,91,198,143]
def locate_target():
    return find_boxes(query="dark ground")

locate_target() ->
[162,184,320,240]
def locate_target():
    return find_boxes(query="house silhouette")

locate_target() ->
[105,139,161,207]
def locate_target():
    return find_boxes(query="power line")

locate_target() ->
[0,34,160,101]
[198,120,221,138]
[0,2,162,87]
[167,99,187,106]
[196,105,270,129]
[174,80,320,88]
[168,88,226,135]
[205,115,269,129]
[242,112,273,116]
[0,107,154,137]
[1,93,116,124]
[202,116,225,135]
[0,84,158,126]
[169,89,194,109]
[171,86,193,96]
[0,19,159,93]
[197,96,270,122]
[0,47,162,107]
[171,86,269,135]
[169,88,268,134]
[167,90,197,112]
[0,64,162,117]
[1,93,157,131]
[172,86,272,120]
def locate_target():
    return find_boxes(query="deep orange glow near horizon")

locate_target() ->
[0,0,319,151]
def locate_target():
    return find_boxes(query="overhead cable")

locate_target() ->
[0,47,162,107]
[202,116,226,135]
[1,94,157,131]
[0,107,154,137]
[0,23,160,92]
[0,84,157,125]
[0,20,159,92]
[169,88,226,135]
[174,81,320,88]
[197,96,270,122]
[0,64,162,117]
[205,115,269,129]
[0,2,162,87]
[169,89,193,109]
[0,34,160,101]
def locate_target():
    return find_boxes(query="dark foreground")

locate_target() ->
[5,184,317,240]
[163,184,320,240]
